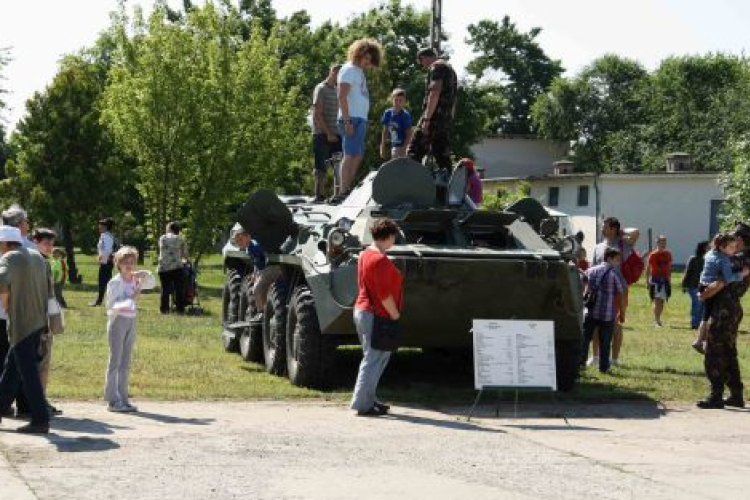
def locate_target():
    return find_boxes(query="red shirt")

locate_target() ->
[647,249,672,280]
[355,248,403,318]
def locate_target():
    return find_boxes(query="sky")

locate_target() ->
[2,0,750,132]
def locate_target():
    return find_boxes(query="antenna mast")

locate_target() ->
[430,0,442,53]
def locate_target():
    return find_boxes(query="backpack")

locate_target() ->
[620,240,644,285]
[584,267,614,310]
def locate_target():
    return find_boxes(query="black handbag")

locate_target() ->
[371,315,401,351]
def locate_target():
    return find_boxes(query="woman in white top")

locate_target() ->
[333,38,383,203]
[157,221,190,314]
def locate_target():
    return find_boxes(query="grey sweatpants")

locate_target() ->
[350,309,392,411]
[104,315,136,404]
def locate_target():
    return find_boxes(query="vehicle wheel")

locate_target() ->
[221,270,243,353]
[262,279,289,376]
[555,338,581,392]
[286,285,336,389]
[240,300,265,363]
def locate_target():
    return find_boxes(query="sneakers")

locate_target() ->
[107,402,129,413]
[586,356,599,367]
[692,341,705,354]
[122,401,138,413]
[356,405,388,417]
[611,358,620,367]
[108,401,138,413]
[697,396,725,409]
[654,321,663,328]
[16,423,49,434]
[724,395,746,408]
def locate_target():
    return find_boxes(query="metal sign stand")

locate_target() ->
[467,386,569,424]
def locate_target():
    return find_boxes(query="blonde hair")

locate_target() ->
[347,38,383,67]
[114,245,139,269]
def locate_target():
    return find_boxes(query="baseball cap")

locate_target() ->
[0,225,23,244]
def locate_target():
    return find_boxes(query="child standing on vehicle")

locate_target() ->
[104,246,155,413]
[692,233,744,353]
[379,88,413,159]
[51,248,67,308]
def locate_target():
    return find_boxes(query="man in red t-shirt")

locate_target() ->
[647,235,672,327]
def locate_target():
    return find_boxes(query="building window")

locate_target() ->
[548,186,560,207]
[577,185,589,206]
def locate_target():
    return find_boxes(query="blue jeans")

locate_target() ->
[0,328,49,425]
[581,316,615,373]
[688,287,703,328]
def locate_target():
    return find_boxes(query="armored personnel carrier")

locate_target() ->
[222,158,584,391]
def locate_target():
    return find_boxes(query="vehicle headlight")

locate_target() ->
[329,229,346,249]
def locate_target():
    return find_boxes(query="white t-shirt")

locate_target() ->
[337,63,369,120]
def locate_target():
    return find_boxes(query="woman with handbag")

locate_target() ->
[350,218,402,417]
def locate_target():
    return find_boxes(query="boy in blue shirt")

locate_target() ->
[380,88,413,160]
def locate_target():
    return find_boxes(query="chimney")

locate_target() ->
[666,152,691,173]
[552,160,574,176]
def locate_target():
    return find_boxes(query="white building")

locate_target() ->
[484,170,725,266]
[472,135,569,178]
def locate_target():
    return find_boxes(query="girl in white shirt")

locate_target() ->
[104,246,155,412]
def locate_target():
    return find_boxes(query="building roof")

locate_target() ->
[484,171,721,183]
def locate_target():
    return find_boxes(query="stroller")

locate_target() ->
[182,262,204,316]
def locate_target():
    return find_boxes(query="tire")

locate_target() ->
[286,285,336,389]
[555,338,581,392]
[221,270,243,353]
[240,293,265,363]
[262,279,289,376]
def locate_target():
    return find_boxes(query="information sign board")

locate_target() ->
[472,320,557,391]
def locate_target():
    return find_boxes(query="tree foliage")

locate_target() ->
[534,53,750,173]
[466,16,563,134]
[102,3,307,262]
[2,55,129,281]
[533,54,650,172]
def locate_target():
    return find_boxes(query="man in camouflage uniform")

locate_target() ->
[407,47,458,174]
[698,222,750,409]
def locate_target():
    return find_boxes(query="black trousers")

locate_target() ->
[0,328,48,425]
[96,262,114,305]
[159,268,186,313]
[0,319,27,413]
[407,126,452,172]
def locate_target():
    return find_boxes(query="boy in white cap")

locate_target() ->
[0,225,53,434]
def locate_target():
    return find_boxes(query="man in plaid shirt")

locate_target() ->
[581,247,627,373]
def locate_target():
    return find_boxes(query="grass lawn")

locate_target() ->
[46,253,750,405]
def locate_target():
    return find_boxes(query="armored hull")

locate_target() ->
[223,158,584,390]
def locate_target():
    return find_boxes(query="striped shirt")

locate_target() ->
[585,263,626,322]
[312,81,339,135]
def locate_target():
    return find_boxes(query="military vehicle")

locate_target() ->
[221,158,584,391]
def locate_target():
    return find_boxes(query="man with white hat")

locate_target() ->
[0,225,52,434]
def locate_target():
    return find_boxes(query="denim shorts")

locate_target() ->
[338,117,367,155]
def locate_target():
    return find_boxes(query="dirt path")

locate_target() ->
[1,401,749,499]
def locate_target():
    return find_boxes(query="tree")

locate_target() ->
[2,55,129,282]
[645,54,750,171]
[533,54,651,172]
[103,3,308,262]
[723,142,750,226]
[534,53,750,173]
[0,47,10,175]
[467,16,563,135]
